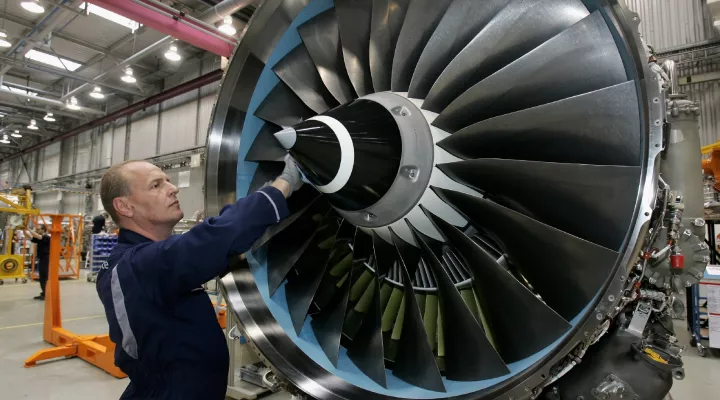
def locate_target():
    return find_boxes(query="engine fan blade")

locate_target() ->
[313,244,354,311]
[438,159,641,250]
[335,0,374,96]
[272,44,339,114]
[266,202,332,295]
[407,0,510,98]
[298,8,357,104]
[433,11,626,132]
[407,221,510,380]
[432,187,619,321]
[422,206,572,363]
[312,259,352,367]
[441,252,466,283]
[312,227,362,366]
[369,0,411,92]
[372,231,398,277]
[247,162,284,194]
[437,82,641,166]
[255,81,314,127]
[245,123,286,162]
[284,219,345,334]
[253,191,325,252]
[422,0,588,113]
[342,269,377,340]
[389,228,446,392]
[346,262,387,388]
[391,0,453,92]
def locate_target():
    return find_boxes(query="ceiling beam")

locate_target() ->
[0,100,90,120]
[0,54,145,97]
[0,87,105,116]
[2,81,60,98]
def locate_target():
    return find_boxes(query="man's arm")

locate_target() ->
[122,155,302,305]
[25,229,42,241]
[127,185,290,305]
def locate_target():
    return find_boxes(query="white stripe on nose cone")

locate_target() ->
[274,127,297,149]
[309,115,354,194]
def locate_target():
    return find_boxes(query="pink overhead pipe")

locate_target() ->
[86,0,238,58]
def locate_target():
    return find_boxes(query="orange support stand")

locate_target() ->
[703,148,720,192]
[29,214,83,281]
[24,215,126,379]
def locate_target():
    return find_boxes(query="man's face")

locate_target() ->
[120,162,184,226]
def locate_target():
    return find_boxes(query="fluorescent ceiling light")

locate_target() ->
[44,112,55,122]
[11,130,22,138]
[1,84,37,96]
[28,119,38,130]
[121,67,136,83]
[0,30,10,48]
[67,96,81,110]
[164,45,181,62]
[80,3,140,32]
[25,49,82,71]
[0,134,9,143]
[21,1,45,14]
[218,16,236,36]
[89,85,105,99]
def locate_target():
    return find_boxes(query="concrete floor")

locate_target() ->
[1,273,718,400]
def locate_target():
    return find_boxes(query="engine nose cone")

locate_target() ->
[274,127,297,149]
[275,98,404,212]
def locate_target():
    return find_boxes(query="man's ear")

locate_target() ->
[113,197,133,219]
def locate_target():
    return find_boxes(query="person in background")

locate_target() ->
[92,211,109,234]
[25,225,50,300]
[96,155,302,399]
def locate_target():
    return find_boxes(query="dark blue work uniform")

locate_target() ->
[32,234,50,296]
[96,187,288,399]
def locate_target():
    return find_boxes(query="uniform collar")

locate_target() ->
[118,228,153,245]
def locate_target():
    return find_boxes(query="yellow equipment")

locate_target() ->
[0,187,40,285]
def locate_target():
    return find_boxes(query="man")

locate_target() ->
[25,225,50,300]
[96,156,302,399]
[92,211,109,234]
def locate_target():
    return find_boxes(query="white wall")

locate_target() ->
[41,142,61,180]
[34,192,61,214]
[130,108,160,160]
[112,122,127,165]
[627,0,718,51]
[629,0,720,146]
[160,101,198,153]
[61,192,86,214]
[99,126,113,168]
[75,131,92,173]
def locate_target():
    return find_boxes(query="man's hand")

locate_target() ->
[275,154,303,198]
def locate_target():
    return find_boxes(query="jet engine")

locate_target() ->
[205,0,705,398]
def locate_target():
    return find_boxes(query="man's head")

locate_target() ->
[37,225,47,234]
[101,211,109,219]
[100,161,183,232]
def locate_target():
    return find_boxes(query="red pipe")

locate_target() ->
[0,69,224,163]
[86,0,237,58]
